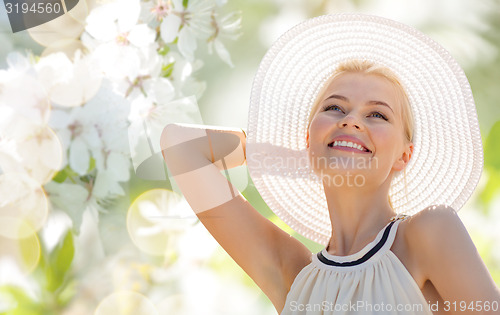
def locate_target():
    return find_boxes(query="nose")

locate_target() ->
[338,113,362,130]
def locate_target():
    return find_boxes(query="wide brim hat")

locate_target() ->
[246,13,483,245]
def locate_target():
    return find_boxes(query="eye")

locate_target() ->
[369,112,388,121]
[322,104,344,113]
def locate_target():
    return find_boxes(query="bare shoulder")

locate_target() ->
[402,205,467,263]
[390,206,462,289]
[403,204,461,237]
[401,205,500,307]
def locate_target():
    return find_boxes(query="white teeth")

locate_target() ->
[331,141,367,152]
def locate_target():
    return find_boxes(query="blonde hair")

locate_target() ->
[307,59,415,209]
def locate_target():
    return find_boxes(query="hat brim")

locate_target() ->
[246,13,483,245]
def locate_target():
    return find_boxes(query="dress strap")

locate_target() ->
[316,215,408,267]
[380,214,410,252]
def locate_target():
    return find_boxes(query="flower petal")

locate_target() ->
[214,38,234,68]
[128,24,156,47]
[69,137,90,175]
[116,0,141,33]
[93,170,125,198]
[177,26,197,61]
[106,152,130,182]
[160,14,182,43]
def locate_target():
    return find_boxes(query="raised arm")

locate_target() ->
[160,123,247,212]
[160,123,312,312]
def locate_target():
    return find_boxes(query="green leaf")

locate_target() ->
[0,285,40,315]
[18,233,40,273]
[31,245,48,289]
[52,165,80,183]
[182,0,188,9]
[46,230,74,292]
[161,62,175,78]
[158,45,170,56]
[61,165,78,178]
[479,120,500,211]
[485,120,500,171]
[87,157,96,173]
[479,169,500,211]
[56,280,77,307]
[0,285,34,308]
[51,169,67,183]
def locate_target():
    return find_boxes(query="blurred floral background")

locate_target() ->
[0,0,499,314]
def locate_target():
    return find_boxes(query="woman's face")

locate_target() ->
[307,72,413,187]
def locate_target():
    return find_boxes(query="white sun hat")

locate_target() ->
[245,13,484,245]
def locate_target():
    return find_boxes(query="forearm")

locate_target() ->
[160,123,247,171]
[160,123,247,213]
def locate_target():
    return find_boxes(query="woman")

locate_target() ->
[161,14,500,314]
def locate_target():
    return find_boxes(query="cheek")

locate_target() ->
[371,126,393,140]
[310,114,336,133]
[371,125,403,156]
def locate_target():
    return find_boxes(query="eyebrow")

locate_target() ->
[324,94,394,113]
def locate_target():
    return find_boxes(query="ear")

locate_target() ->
[393,142,413,172]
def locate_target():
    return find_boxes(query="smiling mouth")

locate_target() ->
[328,140,372,153]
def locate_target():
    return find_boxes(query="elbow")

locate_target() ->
[160,123,180,162]
[160,123,179,148]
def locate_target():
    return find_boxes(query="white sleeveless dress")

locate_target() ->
[281,216,433,314]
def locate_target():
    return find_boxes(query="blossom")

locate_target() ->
[84,0,157,81]
[35,51,103,107]
[163,51,207,100]
[206,10,243,67]
[160,0,215,61]
[147,0,173,22]
[0,0,246,312]
[0,53,50,126]
[49,80,131,196]
[0,123,63,185]
[0,136,22,175]
[0,172,49,238]
[127,80,202,179]
[44,182,90,233]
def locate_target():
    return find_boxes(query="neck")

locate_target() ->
[323,175,397,256]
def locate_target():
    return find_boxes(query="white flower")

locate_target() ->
[44,181,90,232]
[0,123,63,185]
[147,0,173,22]
[0,173,49,238]
[85,0,142,44]
[84,0,157,81]
[50,108,99,175]
[111,45,163,99]
[160,0,215,61]
[0,136,22,174]
[0,91,63,184]
[94,43,143,81]
[35,51,103,107]
[127,78,202,176]
[50,80,131,179]
[92,153,130,199]
[160,51,206,100]
[206,10,243,68]
[0,53,50,125]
